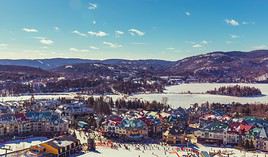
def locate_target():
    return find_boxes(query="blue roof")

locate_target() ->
[120,119,146,129]
[26,111,62,124]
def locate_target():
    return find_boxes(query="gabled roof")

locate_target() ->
[259,127,267,138]
[202,121,228,132]
[45,135,79,149]
[120,118,146,129]
[168,126,185,136]
[237,124,253,133]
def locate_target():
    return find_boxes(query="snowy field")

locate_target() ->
[73,127,268,157]
[130,83,268,108]
[0,92,76,102]
[81,144,268,157]
[164,83,268,94]
[0,137,48,155]
[1,83,268,108]
[81,146,194,157]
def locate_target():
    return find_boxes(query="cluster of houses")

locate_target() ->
[0,111,68,140]
[0,99,96,140]
[100,109,189,144]
[3,96,268,156]
[55,102,94,117]
[194,111,268,151]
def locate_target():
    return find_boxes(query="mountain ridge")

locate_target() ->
[0,50,268,82]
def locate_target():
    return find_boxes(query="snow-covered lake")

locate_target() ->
[129,83,268,108]
[1,83,268,108]
[0,93,76,102]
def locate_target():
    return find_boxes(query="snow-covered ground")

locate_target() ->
[73,128,268,157]
[0,137,48,155]
[130,83,268,108]
[0,93,76,102]
[164,83,268,94]
[80,144,268,157]
[1,83,268,108]
[2,135,267,157]
[81,147,184,157]
[199,145,268,157]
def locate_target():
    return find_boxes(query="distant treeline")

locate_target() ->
[206,85,262,97]
[61,96,168,115]
[0,78,164,96]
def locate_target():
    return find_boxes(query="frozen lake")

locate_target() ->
[129,83,268,108]
[1,83,268,108]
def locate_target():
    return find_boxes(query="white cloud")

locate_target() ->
[69,48,79,52]
[131,42,145,45]
[225,19,239,26]
[201,40,208,44]
[69,48,89,53]
[72,30,87,37]
[40,38,54,45]
[89,46,99,50]
[225,41,233,44]
[185,11,191,16]
[103,41,122,48]
[54,26,59,31]
[253,45,268,50]
[192,44,203,48]
[22,28,38,33]
[115,30,124,37]
[0,43,8,47]
[230,34,239,39]
[34,37,54,45]
[128,29,145,36]
[190,40,209,48]
[88,3,97,10]
[166,47,175,50]
[0,43,8,49]
[242,21,255,25]
[88,31,108,37]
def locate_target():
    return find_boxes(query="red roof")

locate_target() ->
[109,115,123,122]
[238,124,253,132]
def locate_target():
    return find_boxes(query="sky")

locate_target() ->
[0,0,267,60]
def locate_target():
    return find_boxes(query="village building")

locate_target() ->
[0,111,68,139]
[29,135,81,157]
[162,126,187,145]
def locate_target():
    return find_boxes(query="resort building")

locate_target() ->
[195,121,240,145]
[119,118,148,140]
[0,112,68,139]
[55,102,94,117]
[40,135,81,157]
[29,135,81,157]
[162,126,187,145]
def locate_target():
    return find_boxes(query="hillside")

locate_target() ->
[0,50,268,82]
[52,59,174,78]
[0,58,174,70]
[0,65,52,81]
[168,50,268,82]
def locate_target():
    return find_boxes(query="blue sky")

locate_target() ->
[0,0,267,60]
